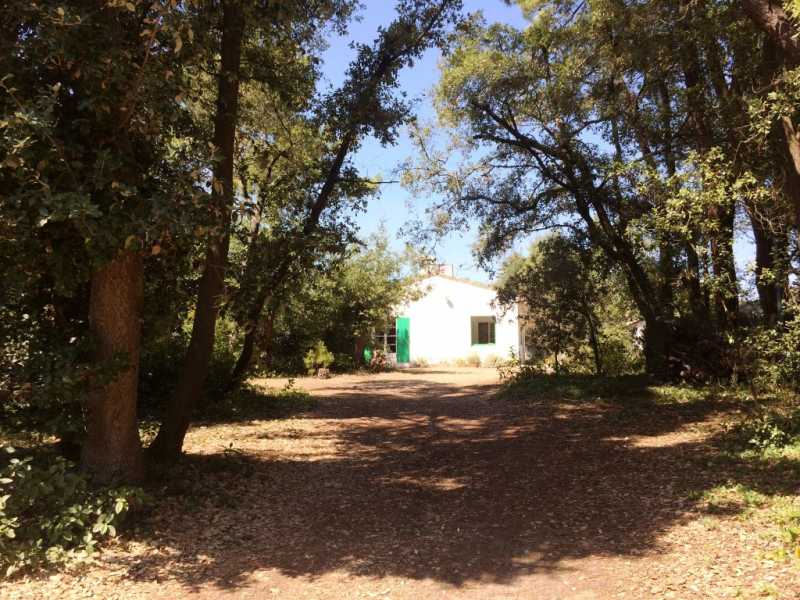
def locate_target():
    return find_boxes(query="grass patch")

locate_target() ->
[495,373,724,406]
[501,374,800,564]
[698,483,768,515]
[198,381,316,424]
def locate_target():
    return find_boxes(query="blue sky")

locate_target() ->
[319,1,757,289]
[319,1,528,282]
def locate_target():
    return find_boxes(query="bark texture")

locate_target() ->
[82,249,145,484]
[741,0,800,66]
[150,0,245,460]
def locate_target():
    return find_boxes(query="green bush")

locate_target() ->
[496,349,542,383]
[724,408,800,452]
[303,341,334,374]
[598,332,643,376]
[745,312,800,391]
[199,381,316,422]
[0,447,146,576]
[332,353,356,373]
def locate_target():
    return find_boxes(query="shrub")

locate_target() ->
[332,353,356,373]
[744,312,800,391]
[482,354,503,368]
[412,357,430,368]
[200,381,316,422]
[0,447,146,576]
[598,332,643,376]
[369,348,392,372]
[303,341,334,375]
[496,349,542,383]
[465,353,482,367]
[723,408,800,452]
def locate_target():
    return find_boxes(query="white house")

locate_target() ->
[369,266,524,366]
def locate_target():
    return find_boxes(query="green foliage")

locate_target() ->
[0,447,145,576]
[262,233,416,374]
[724,408,800,453]
[303,341,335,374]
[744,310,800,392]
[408,0,799,379]
[495,371,715,405]
[496,349,542,383]
[332,353,356,373]
[199,382,315,423]
[482,354,503,368]
[497,234,641,376]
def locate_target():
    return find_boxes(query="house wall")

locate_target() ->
[398,276,520,364]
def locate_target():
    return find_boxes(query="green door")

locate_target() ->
[396,317,410,363]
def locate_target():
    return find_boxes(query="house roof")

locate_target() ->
[420,273,496,291]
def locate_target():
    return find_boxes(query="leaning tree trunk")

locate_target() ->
[82,249,145,484]
[149,0,245,461]
[227,290,275,392]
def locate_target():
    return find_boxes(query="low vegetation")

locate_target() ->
[497,367,800,572]
[0,449,145,577]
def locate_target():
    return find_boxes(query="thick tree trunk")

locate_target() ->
[742,2,800,228]
[150,0,244,461]
[82,249,145,484]
[780,116,800,228]
[657,241,676,313]
[741,0,800,66]
[642,317,671,378]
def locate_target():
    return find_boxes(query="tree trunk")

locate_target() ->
[741,0,800,66]
[780,116,800,228]
[748,206,782,326]
[82,249,145,484]
[227,291,274,391]
[642,317,671,378]
[741,1,800,228]
[708,205,739,330]
[684,240,709,324]
[149,0,245,461]
[585,312,603,376]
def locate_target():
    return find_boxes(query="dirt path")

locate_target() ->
[4,368,798,599]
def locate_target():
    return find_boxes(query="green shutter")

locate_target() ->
[396,317,410,363]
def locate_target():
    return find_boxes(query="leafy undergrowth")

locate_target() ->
[712,405,800,565]
[500,374,800,574]
[0,448,146,578]
[495,373,721,405]
[0,383,314,579]
[196,381,316,424]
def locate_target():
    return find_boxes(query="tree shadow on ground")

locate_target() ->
[105,374,798,593]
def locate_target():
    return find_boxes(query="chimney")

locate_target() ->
[436,264,454,277]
